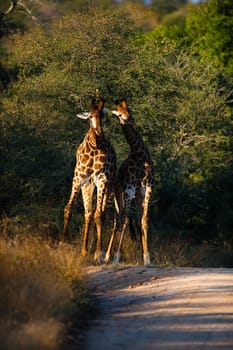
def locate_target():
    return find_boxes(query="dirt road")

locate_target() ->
[81,266,233,350]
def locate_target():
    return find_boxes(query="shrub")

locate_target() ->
[0,217,87,350]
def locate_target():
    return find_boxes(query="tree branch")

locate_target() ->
[0,0,38,22]
[0,0,18,20]
[17,1,38,22]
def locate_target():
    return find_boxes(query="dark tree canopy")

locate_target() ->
[0,0,232,253]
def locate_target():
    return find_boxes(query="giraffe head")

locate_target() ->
[112,99,134,125]
[77,98,105,136]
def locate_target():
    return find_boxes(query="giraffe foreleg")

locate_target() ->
[93,182,106,264]
[93,210,104,263]
[81,182,95,257]
[141,186,153,266]
[135,193,143,238]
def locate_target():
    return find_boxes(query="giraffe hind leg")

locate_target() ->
[113,216,129,264]
[62,180,81,242]
[93,184,108,264]
[105,213,119,263]
[114,191,134,263]
[62,202,74,242]
[105,192,122,263]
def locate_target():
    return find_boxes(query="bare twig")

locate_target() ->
[0,0,38,22]
[0,0,18,20]
[17,1,38,22]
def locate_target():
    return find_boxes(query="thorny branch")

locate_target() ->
[0,0,38,22]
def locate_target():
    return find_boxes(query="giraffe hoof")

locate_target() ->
[94,251,105,264]
[143,253,151,267]
[81,248,88,258]
[113,252,121,264]
[104,253,110,264]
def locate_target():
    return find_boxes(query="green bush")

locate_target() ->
[1,6,232,246]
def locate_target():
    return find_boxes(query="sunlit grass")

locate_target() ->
[0,216,87,350]
[1,212,232,350]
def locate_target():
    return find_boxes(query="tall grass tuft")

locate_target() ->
[0,216,87,350]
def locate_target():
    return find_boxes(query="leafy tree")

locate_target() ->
[116,37,233,236]
[150,0,188,19]
[186,0,233,72]
[161,6,187,28]
[0,8,137,211]
[1,3,232,246]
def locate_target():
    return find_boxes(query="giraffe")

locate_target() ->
[105,99,154,266]
[62,98,116,263]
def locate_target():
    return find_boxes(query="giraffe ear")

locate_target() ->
[77,112,90,119]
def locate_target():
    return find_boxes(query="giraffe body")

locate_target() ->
[62,99,116,263]
[105,100,154,266]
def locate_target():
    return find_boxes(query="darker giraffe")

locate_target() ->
[105,99,154,266]
[62,98,116,263]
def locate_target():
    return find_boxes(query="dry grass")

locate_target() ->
[1,212,231,350]
[152,231,233,268]
[107,224,233,268]
[0,216,87,350]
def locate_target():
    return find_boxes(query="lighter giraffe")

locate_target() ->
[62,98,116,263]
[105,99,154,266]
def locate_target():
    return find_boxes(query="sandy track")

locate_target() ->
[81,266,233,350]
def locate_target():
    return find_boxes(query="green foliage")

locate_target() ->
[186,0,233,72]
[116,37,233,236]
[0,3,232,249]
[0,9,137,210]
[149,0,188,18]
[161,6,187,28]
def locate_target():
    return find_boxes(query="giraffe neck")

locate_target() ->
[121,123,146,153]
[86,128,106,149]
